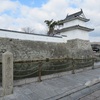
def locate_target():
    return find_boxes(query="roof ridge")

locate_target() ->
[59,10,89,23]
[66,9,83,18]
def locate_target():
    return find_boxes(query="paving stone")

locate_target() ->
[1,93,17,100]
[20,88,33,95]
[80,88,92,97]
[80,73,96,81]
[91,90,100,98]
[89,83,100,92]
[45,78,70,88]
[86,95,96,100]
[70,91,83,100]
[26,82,58,99]
[85,70,100,77]
[80,94,97,100]
[54,87,69,95]
[80,88,100,100]
[26,92,41,100]
[60,78,80,87]
[80,96,92,100]
[13,87,24,97]
[15,94,30,100]
[65,74,90,83]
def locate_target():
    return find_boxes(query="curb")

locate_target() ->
[44,81,100,100]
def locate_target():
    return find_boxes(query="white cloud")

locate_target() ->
[0,0,19,13]
[0,0,100,41]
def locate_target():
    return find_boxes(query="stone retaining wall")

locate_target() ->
[0,37,93,62]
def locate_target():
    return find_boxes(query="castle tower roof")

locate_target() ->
[60,9,90,23]
[58,25,94,33]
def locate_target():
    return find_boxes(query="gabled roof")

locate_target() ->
[55,25,94,33]
[60,9,89,23]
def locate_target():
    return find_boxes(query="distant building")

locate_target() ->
[55,9,94,41]
[91,44,100,52]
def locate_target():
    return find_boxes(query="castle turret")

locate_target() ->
[55,9,94,41]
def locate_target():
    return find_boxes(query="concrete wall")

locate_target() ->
[0,37,93,62]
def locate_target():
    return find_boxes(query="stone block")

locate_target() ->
[25,77,37,84]
[14,79,25,86]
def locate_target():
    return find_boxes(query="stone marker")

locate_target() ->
[2,51,13,95]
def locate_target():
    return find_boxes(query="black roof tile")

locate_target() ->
[55,25,94,33]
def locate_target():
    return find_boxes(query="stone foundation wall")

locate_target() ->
[67,39,94,59]
[0,37,93,62]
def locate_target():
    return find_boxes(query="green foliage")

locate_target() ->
[44,19,63,36]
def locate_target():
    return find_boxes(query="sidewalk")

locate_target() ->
[80,89,100,100]
[0,65,100,100]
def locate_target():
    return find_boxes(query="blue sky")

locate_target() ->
[0,0,100,42]
[11,0,48,7]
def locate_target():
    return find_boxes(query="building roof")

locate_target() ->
[0,28,62,38]
[60,9,90,23]
[55,25,94,33]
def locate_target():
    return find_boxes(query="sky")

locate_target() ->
[0,0,100,42]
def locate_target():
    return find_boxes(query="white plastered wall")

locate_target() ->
[60,19,86,29]
[61,29,89,41]
[0,30,65,43]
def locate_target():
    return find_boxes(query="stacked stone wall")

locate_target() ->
[0,37,93,62]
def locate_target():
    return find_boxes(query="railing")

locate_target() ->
[13,58,94,82]
[14,61,39,79]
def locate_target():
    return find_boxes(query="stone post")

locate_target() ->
[2,51,13,95]
[38,62,42,82]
